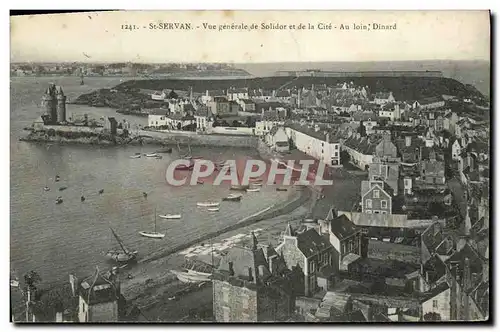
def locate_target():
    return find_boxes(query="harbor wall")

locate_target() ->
[138,129,258,148]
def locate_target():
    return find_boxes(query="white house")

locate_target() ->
[148,109,169,127]
[342,135,378,171]
[378,104,402,121]
[420,283,451,321]
[266,126,289,152]
[201,89,226,105]
[151,90,167,101]
[451,140,462,161]
[238,99,256,112]
[413,96,446,110]
[286,125,341,167]
[227,88,249,101]
[373,92,395,105]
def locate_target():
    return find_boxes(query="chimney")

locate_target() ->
[272,90,276,98]
[247,267,254,282]
[205,90,209,97]
[228,262,235,276]
[405,136,411,147]
[326,133,330,143]
[69,274,78,297]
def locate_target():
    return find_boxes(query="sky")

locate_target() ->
[10,10,490,64]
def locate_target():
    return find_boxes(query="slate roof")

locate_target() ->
[206,89,225,96]
[227,87,248,94]
[329,214,360,240]
[217,245,270,283]
[239,98,255,104]
[148,108,169,115]
[422,254,447,285]
[213,96,229,103]
[296,228,332,258]
[343,136,381,155]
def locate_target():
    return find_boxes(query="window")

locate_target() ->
[222,288,229,302]
[334,152,338,157]
[366,199,372,208]
[374,210,379,214]
[222,306,230,322]
[335,145,339,150]
[433,300,438,309]
[381,211,387,214]
[381,200,387,209]
[311,261,316,273]
[373,190,380,198]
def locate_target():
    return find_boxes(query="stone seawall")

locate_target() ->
[138,130,258,148]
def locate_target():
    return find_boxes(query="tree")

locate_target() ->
[423,312,442,321]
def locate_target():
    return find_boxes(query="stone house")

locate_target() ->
[266,126,289,152]
[275,223,335,297]
[208,96,235,117]
[212,233,295,322]
[360,180,393,215]
[373,91,395,105]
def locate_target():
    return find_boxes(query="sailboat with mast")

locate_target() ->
[177,141,192,159]
[139,210,165,238]
[106,227,138,263]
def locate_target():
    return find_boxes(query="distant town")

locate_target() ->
[14,71,490,323]
[10,62,250,77]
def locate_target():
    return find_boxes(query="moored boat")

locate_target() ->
[146,153,160,157]
[197,202,220,208]
[159,214,182,219]
[59,186,67,191]
[230,184,249,191]
[170,270,211,283]
[246,188,261,192]
[276,187,288,192]
[175,163,194,171]
[156,147,173,153]
[43,186,50,191]
[207,207,219,212]
[139,211,165,238]
[106,227,138,263]
[55,197,63,204]
[223,193,243,202]
[130,154,141,159]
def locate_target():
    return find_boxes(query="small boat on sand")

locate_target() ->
[81,196,85,202]
[208,207,219,212]
[223,193,243,202]
[43,186,50,191]
[276,187,288,192]
[98,189,104,194]
[146,153,160,158]
[55,197,63,204]
[159,214,182,219]
[197,202,220,208]
[130,155,141,159]
[230,185,249,191]
[155,155,163,159]
[246,188,261,192]
[197,180,204,185]
[55,175,60,182]
[59,186,68,191]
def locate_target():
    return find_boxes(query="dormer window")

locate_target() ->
[373,190,380,198]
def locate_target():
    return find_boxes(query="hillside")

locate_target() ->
[114,76,485,102]
[73,75,488,110]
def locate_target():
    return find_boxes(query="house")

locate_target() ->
[395,136,425,164]
[249,89,274,101]
[238,99,256,112]
[326,210,365,272]
[378,103,402,121]
[368,158,400,195]
[194,108,212,131]
[267,126,289,152]
[276,224,335,297]
[275,90,292,103]
[255,109,286,136]
[212,232,295,322]
[360,180,392,214]
[147,109,169,127]
[420,282,451,321]
[451,139,462,161]
[443,112,459,133]
[151,89,167,101]
[208,96,236,117]
[165,113,196,131]
[373,92,395,105]
[342,135,381,171]
[201,89,226,104]
[418,150,446,187]
[227,87,249,101]
[29,267,142,323]
[286,124,342,167]
[413,96,445,110]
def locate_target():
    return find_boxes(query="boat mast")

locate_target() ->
[154,208,157,233]
[110,227,129,254]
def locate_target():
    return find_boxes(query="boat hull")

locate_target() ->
[171,270,211,283]
[197,203,220,207]
[159,215,182,219]
[139,232,165,238]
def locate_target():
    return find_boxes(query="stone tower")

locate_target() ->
[41,84,57,124]
[49,84,58,123]
[56,86,66,123]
